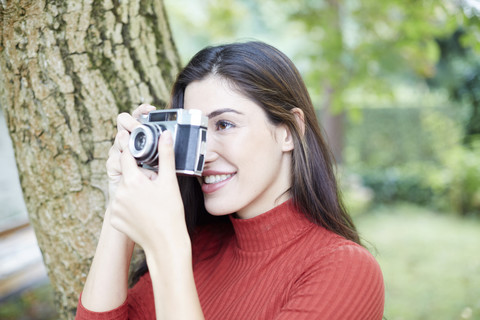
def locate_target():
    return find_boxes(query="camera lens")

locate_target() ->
[129,124,161,165]
[134,132,147,151]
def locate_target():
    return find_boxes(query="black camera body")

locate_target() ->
[129,109,208,176]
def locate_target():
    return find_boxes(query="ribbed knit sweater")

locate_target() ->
[76,200,384,319]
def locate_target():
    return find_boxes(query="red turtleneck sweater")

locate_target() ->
[76,201,384,319]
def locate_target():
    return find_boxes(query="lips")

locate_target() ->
[201,171,236,194]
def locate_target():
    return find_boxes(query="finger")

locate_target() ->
[119,147,141,183]
[132,104,156,119]
[117,129,130,153]
[106,155,121,176]
[156,131,176,181]
[108,144,117,158]
[111,129,130,155]
[117,113,140,132]
[139,167,158,180]
[108,130,129,175]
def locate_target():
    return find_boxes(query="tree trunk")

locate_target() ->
[319,0,345,165]
[319,82,345,164]
[0,0,180,318]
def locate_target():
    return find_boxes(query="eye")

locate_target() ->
[215,120,235,131]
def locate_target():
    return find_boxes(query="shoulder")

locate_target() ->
[286,226,385,319]
[321,238,384,289]
[300,226,383,283]
[298,223,377,263]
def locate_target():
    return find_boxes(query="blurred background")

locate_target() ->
[1,0,479,319]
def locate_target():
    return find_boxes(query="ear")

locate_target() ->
[292,108,305,137]
[277,108,305,152]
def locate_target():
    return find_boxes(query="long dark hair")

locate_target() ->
[173,41,360,243]
[131,41,360,284]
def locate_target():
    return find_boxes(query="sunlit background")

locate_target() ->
[1,0,479,319]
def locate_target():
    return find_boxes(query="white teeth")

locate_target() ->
[204,174,233,184]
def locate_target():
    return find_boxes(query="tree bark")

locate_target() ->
[0,0,180,318]
[318,0,346,165]
[319,82,345,164]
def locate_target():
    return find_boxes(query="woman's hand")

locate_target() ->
[109,127,189,253]
[81,104,157,313]
[96,105,202,319]
[106,104,157,201]
[110,130,203,319]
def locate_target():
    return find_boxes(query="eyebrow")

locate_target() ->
[206,108,243,119]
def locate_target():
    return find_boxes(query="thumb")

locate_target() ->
[156,130,177,180]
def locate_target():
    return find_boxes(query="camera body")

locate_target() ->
[129,108,208,176]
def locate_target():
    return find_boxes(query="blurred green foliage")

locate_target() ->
[428,28,480,144]
[0,284,58,320]
[166,0,479,111]
[345,104,480,215]
[165,0,480,217]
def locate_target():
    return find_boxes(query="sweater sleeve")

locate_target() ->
[275,243,385,320]
[75,273,156,320]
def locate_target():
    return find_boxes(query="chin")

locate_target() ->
[204,199,238,216]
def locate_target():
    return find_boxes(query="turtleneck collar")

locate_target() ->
[228,200,314,252]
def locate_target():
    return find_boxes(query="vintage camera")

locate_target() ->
[129,108,208,176]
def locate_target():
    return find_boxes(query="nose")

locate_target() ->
[203,131,218,164]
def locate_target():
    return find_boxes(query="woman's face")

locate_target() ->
[183,76,293,219]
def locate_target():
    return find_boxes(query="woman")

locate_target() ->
[76,41,384,319]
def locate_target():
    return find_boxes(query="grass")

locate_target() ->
[355,203,480,320]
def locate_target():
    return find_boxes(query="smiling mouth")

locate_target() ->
[203,173,235,184]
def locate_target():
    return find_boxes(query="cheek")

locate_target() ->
[239,135,282,175]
